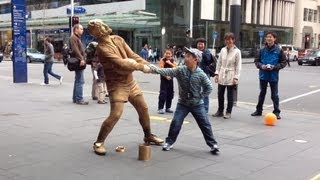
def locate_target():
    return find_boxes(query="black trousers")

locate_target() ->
[256,80,280,115]
[217,84,235,113]
[158,77,174,110]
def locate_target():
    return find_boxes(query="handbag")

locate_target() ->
[67,57,86,71]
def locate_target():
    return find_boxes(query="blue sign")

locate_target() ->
[11,0,28,83]
[67,7,86,14]
[258,31,264,38]
[213,31,218,39]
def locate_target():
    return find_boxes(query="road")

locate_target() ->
[1,60,319,115]
[1,60,320,180]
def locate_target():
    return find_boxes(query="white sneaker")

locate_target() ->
[59,76,63,85]
[40,83,48,86]
[162,143,173,151]
[158,109,165,114]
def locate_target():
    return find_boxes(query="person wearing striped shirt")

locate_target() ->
[148,47,219,155]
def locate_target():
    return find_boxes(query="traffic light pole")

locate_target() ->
[229,0,241,106]
[70,0,74,34]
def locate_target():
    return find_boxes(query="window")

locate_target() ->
[308,9,313,22]
[304,8,308,21]
[314,10,317,22]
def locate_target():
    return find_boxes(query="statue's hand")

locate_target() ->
[126,58,136,64]
[142,65,151,73]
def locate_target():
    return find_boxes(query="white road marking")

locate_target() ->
[310,173,320,180]
[266,89,320,108]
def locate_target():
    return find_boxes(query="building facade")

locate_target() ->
[0,0,296,55]
[293,0,320,49]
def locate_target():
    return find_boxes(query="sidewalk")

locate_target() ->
[0,76,319,180]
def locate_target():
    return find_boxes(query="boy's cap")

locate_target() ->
[184,47,202,62]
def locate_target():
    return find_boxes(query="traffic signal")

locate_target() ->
[72,16,79,26]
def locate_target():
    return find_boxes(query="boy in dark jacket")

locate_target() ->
[92,58,107,104]
[251,31,286,119]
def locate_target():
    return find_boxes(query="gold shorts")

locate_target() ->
[107,80,142,102]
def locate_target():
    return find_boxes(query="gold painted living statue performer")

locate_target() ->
[87,19,163,155]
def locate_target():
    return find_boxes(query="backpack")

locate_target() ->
[208,55,217,77]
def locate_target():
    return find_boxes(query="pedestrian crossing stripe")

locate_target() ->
[150,116,190,124]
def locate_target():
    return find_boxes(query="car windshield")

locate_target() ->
[307,50,320,56]
[27,48,40,53]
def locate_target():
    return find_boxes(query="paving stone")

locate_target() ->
[201,155,272,179]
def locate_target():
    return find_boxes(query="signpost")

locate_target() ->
[11,0,27,83]
[212,31,218,56]
[259,30,264,49]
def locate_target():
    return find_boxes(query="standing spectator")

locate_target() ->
[196,37,216,113]
[85,41,99,100]
[41,37,63,85]
[147,47,219,155]
[212,32,242,119]
[62,43,70,66]
[92,58,107,104]
[140,44,148,60]
[148,46,153,62]
[251,31,286,119]
[69,24,88,105]
[157,49,176,114]
[285,47,291,67]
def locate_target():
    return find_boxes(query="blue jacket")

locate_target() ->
[254,44,286,82]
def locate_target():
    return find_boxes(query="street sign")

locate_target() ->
[213,31,218,39]
[11,0,28,83]
[258,31,264,37]
[67,6,86,14]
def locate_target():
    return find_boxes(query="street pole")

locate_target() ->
[229,0,241,106]
[70,0,74,34]
[189,0,193,38]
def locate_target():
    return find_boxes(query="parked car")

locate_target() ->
[297,49,320,66]
[241,48,254,58]
[298,48,313,58]
[26,48,45,63]
[280,44,298,61]
[10,48,45,63]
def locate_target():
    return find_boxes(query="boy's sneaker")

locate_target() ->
[158,109,165,114]
[210,144,220,155]
[165,108,174,113]
[162,143,173,151]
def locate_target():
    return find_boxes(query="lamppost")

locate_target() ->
[229,0,241,106]
[161,27,166,56]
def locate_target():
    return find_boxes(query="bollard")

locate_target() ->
[138,143,151,161]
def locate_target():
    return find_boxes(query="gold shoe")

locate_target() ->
[144,134,164,145]
[93,142,106,155]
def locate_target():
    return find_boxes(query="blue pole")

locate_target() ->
[11,0,28,83]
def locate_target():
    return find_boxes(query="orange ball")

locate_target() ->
[264,113,277,126]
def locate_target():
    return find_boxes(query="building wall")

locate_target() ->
[294,0,320,49]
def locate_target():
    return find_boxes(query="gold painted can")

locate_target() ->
[138,144,151,161]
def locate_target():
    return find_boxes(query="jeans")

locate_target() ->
[73,70,85,103]
[43,62,61,84]
[217,84,235,113]
[256,80,280,115]
[165,103,217,148]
